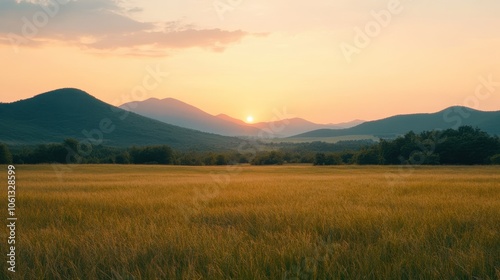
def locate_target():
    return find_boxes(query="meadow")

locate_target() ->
[2,165,500,279]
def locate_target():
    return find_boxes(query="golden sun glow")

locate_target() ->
[246,115,254,123]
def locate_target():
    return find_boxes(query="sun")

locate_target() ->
[246,115,254,123]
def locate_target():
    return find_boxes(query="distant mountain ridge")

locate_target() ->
[120,98,362,137]
[0,88,239,150]
[293,106,500,138]
[120,98,262,136]
[3,89,498,150]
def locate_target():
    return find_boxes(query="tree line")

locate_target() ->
[1,126,499,165]
[314,126,500,165]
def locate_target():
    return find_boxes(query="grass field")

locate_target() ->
[2,165,500,279]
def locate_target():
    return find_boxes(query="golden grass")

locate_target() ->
[2,165,500,279]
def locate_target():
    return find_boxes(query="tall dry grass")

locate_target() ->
[1,165,499,279]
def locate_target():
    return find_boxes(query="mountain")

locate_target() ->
[0,88,240,150]
[248,118,344,138]
[120,98,261,136]
[215,114,336,137]
[293,106,500,138]
[215,114,364,136]
[328,119,365,128]
[121,98,362,137]
[215,114,248,126]
[246,118,365,137]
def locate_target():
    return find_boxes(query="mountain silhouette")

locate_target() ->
[0,88,239,150]
[120,98,261,136]
[293,106,500,138]
[121,98,362,137]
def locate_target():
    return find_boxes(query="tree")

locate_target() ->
[251,151,284,165]
[354,147,381,165]
[63,138,79,152]
[325,154,343,165]
[130,145,173,164]
[314,153,342,165]
[203,153,216,165]
[340,152,355,164]
[436,126,499,164]
[0,143,13,164]
[379,137,407,164]
[409,151,440,165]
[314,153,326,165]
[491,154,500,165]
[115,152,131,164]
[63,138,81,163]
[215,154,228,165]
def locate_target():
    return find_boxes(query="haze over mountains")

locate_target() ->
[119,98,261,137]
[120,98,363,137]
[1,88,499,151]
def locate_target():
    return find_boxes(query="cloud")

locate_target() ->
[127,7,143,14]
[88,29,249,52]
[0,0,258,56]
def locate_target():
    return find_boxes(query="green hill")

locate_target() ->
[294,106,500,138]
[0,88,240,150]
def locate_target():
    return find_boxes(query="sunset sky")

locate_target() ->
[1,0,500,123]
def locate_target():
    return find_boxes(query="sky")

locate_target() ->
[1,0,500,124]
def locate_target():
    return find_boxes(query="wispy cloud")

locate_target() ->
[0,0,260,56]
